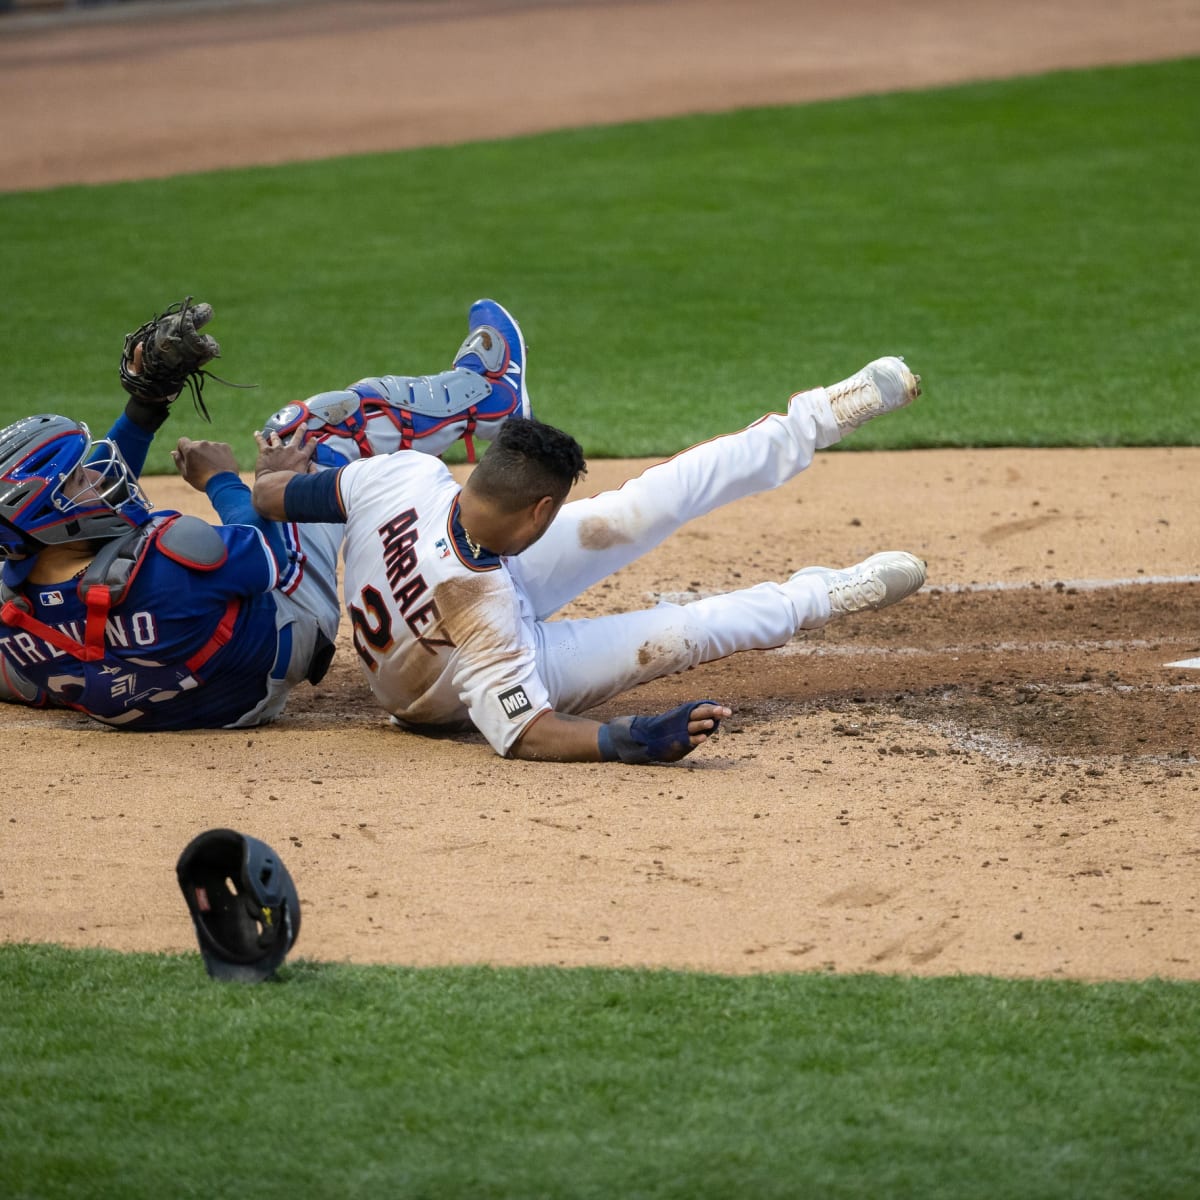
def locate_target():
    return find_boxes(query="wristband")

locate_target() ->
[597,721,621,762]
[123,393,176,433]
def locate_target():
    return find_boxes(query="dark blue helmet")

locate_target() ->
[176,829,301,983]
[0,414,153,561]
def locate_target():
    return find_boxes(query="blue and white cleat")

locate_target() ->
[453,299,532,421]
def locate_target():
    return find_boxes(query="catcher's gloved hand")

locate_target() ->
[119,297,221,429]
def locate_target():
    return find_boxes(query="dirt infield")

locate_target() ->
[1,0,1198,982]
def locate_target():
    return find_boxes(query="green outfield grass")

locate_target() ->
[0,59,1196,469]
[2,945,1199,1200]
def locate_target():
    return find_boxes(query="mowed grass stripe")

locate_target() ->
[0,59,1195,467]
[2,945,1199,1199]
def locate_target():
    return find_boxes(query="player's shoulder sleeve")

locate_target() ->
[449,572,553,755]
[282,466,348,524]
[329,452,452,524]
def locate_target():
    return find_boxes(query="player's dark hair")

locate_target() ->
[471,418,587,512]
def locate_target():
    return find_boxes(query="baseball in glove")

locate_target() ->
[119,297,223,429]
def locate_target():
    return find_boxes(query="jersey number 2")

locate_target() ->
[348,585,393,670]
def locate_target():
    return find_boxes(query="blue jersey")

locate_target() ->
[0,518,281,730]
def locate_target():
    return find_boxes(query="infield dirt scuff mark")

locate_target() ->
[980,512,1070,545]
[820,885,899,908]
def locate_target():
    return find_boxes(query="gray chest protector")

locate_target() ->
[0,515,226,666]
[79,513,226,603]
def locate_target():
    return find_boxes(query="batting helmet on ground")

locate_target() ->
[176,828,301,983]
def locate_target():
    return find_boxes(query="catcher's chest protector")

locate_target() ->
[0,515,226,663]
[80,514,226,602]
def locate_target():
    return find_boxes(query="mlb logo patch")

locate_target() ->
[40,590,64,606]
[497,685,532,719]
[435,538,451,559]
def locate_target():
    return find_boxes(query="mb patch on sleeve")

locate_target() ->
[497,685,532,719]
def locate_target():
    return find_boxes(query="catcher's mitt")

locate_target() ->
[119,297,222,420]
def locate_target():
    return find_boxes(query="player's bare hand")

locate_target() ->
[254,427,317,478]
[172,437,239,491]
[683,702,732,750]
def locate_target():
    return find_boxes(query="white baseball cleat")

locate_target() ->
[792,551,927,617]
[825,356,921,435]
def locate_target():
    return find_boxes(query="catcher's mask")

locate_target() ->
[0,414,153,561]
[176,828,301,983]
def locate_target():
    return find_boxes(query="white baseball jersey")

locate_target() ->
[306,452,551,753]
[282,385,846,756]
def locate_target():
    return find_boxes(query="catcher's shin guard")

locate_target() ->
[261,299,531,462]
[368,299,532,460]
[261,367,506,462]
[261,390,370,456]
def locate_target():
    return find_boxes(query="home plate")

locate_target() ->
[1164,657,1200,669]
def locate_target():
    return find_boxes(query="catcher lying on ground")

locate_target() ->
[0,296,530,731]
[0,296,926,763]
